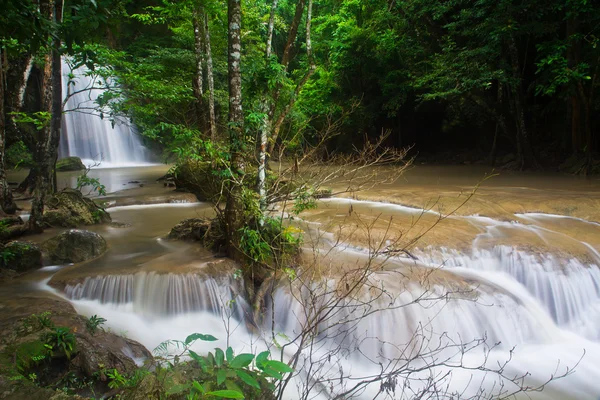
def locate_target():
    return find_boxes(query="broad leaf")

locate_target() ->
[185,333,218,344]
[230,353,254,368]
[263,360,293,373]
[255,351,269,369]
[226,346,234,362]
[215,348,225,367]
[206,389,244,399]
[217,369,227,385]
[235,370,261,389]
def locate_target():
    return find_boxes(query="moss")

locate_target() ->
[44,189,111,228]
[15,340,49,371]
[56,157,86,172]
[0,241,42,272]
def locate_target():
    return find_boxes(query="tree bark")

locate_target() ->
[567,15,582,154]
[267,0,315,156]
[29,0,62,232]
[50,0,64,193]
[225,0,244,258]
[29,54,53,229]
[507,35,535,169]
[204,13,217,141]
[0,47,18,214]
[192,5,206,131]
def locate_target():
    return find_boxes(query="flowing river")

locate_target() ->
[5,164,600,399]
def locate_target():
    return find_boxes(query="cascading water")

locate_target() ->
[64,272,248,320]
[59,59,154,167]
[47,197,600,399]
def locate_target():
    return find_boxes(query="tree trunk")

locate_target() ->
[50,0,64,193]
[192,5,206,131]
[204,13,217,140]
[567,15,582,154]
[507,35,535,169]
[267,0,315,156]
[225,0,244,258]
[29,0,61,233]
[0,47,18,214]
[256,0,280,212]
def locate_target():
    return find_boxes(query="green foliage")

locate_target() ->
[5,141,33,169]
[9,112,51,131]
[85,315,107,335]
[238,217,302,266]
[43,327,76,359]
[76,175,107,196]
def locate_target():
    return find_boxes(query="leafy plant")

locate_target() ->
[85,315,107,334]
[43,327,76,359]
[76,175,107,196]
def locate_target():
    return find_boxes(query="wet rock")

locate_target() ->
[55,156,86,172]
[0,296,152,399]
[109,221,131,228]
[44,189,111,228]
[42,230,107,264]
[500,153,516,165]
[0,217,27,242]
[0,241,42,273]
[172,160,222,202]
[168,218,226,251]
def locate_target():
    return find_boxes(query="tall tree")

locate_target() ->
[225,0,244,258]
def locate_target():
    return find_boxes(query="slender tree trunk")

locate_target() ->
[204,14,217,140]
[192,5,206,131]
[225,0,244,258]
[256,0,280,212]
[507,35,535,169]
[50,0,64,193]
[567,15,582,154]
[0,47,17,214]
[267,0,315,156]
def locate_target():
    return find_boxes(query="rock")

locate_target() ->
[44,189,111,228]
[42,230,107,264]
[55,157,86,172]
[168,218,226,251]
[0,241,42,273]
[500,153,516,165]
[0,296,152,399]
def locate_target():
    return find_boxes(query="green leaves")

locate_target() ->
[186,333,219,345]
[229,354,255,369]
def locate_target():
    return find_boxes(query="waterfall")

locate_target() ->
[64,272,248,320]
[59,59,153,168]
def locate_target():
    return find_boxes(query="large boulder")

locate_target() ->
[167,217,226,251]
[44,189,111,228]
[0,296,152,399]
[172,160,222,202]
[0,241,42,274]
[42,230,107,264]
[56,156,85,172]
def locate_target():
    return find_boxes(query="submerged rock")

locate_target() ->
[0,241,42,273]
[56,156,86,172]
[44,189,111,228]
[43,230,107,264]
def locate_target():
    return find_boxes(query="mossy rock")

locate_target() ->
[56,157,85,172]
[42,230,107,264]
[167,218,226,251]
[0,241,42,272]
[44,189,111,228]
[172,160,221,202]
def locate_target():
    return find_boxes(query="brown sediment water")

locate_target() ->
[3,164,600,399]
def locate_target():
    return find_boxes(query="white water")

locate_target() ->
[59,59,154,168]
[44,199,600,399]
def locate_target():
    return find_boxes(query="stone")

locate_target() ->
[55,157,86,172]
[44,189,111,228]
[168,218,226,251]
[0,241,42,272]
[42,230,107,264]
